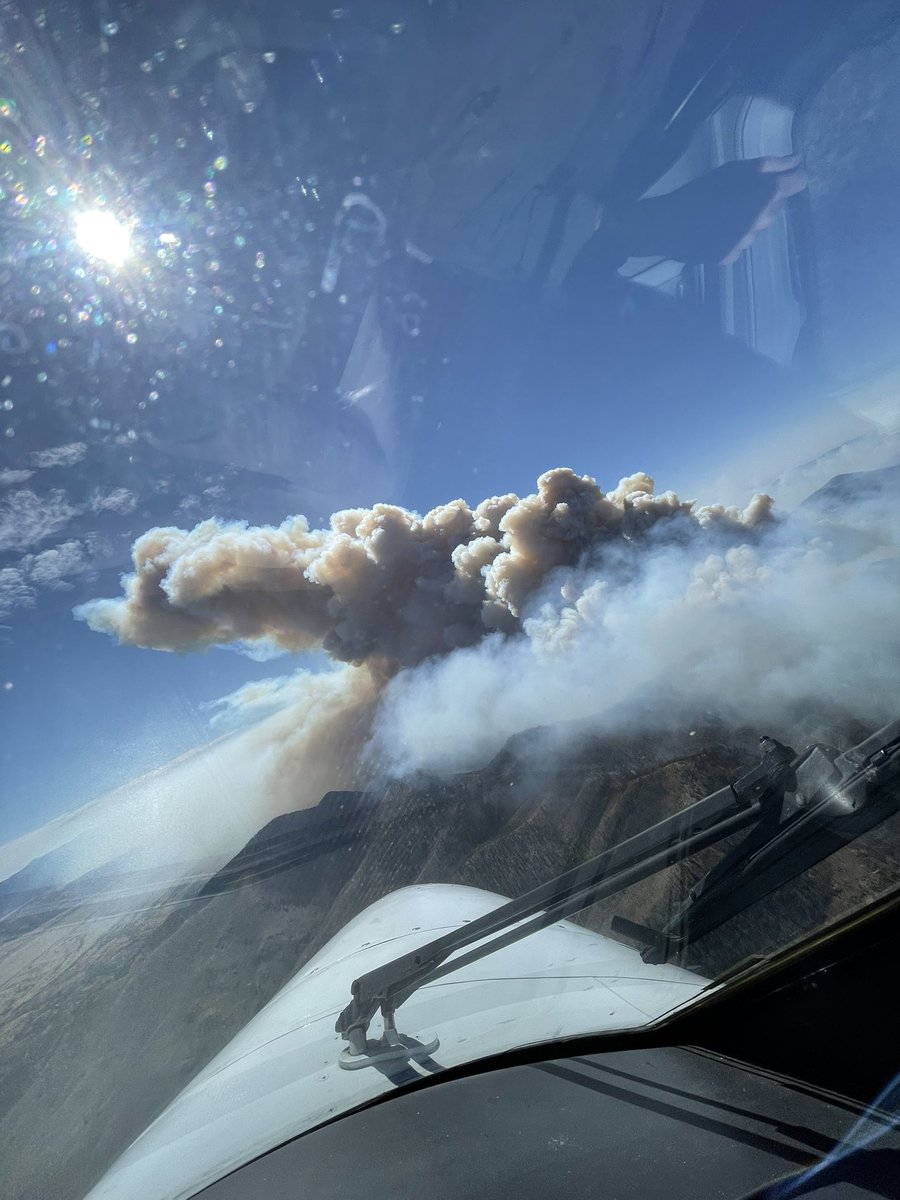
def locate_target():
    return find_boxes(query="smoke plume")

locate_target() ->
[78,465,898,798]
[77,468,771,662]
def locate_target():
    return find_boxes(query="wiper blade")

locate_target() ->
[615,720,900,963]
[335,721,899,1069]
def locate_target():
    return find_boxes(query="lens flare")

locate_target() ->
[73,210,131,266]
[752,1070,900,1199]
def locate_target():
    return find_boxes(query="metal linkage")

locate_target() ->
[336,721,899,1068]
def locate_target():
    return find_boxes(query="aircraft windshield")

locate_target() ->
[1,5,898,1199]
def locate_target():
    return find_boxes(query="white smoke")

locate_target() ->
[373,504,900,774]
[76,466,898,808]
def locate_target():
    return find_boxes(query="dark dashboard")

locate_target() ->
[198,1044,898,1199]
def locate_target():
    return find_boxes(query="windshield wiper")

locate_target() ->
[335,720,900,1069]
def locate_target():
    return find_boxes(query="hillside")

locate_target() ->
[0,710,896,1200]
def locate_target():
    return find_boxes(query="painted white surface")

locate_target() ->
[84,884,708,1200]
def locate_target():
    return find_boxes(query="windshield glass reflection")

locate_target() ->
[1,5,898,1199]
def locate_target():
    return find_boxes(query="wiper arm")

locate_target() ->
[335,721,899,1069]
[335,732,795,1066]
[614,719,900,963]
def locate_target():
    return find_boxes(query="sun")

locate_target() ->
[73,210,132,266]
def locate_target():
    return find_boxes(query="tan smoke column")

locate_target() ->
[70,461,900,862]
[75,468,772,827]
[236,664,380,813]
[79,467,771,667]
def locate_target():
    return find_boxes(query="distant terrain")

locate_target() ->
[1,704,897,1200]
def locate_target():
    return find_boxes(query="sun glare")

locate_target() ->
[74,210,132,266]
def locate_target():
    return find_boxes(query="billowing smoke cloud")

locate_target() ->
[77,468,771,665]
[77,465,898,810]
